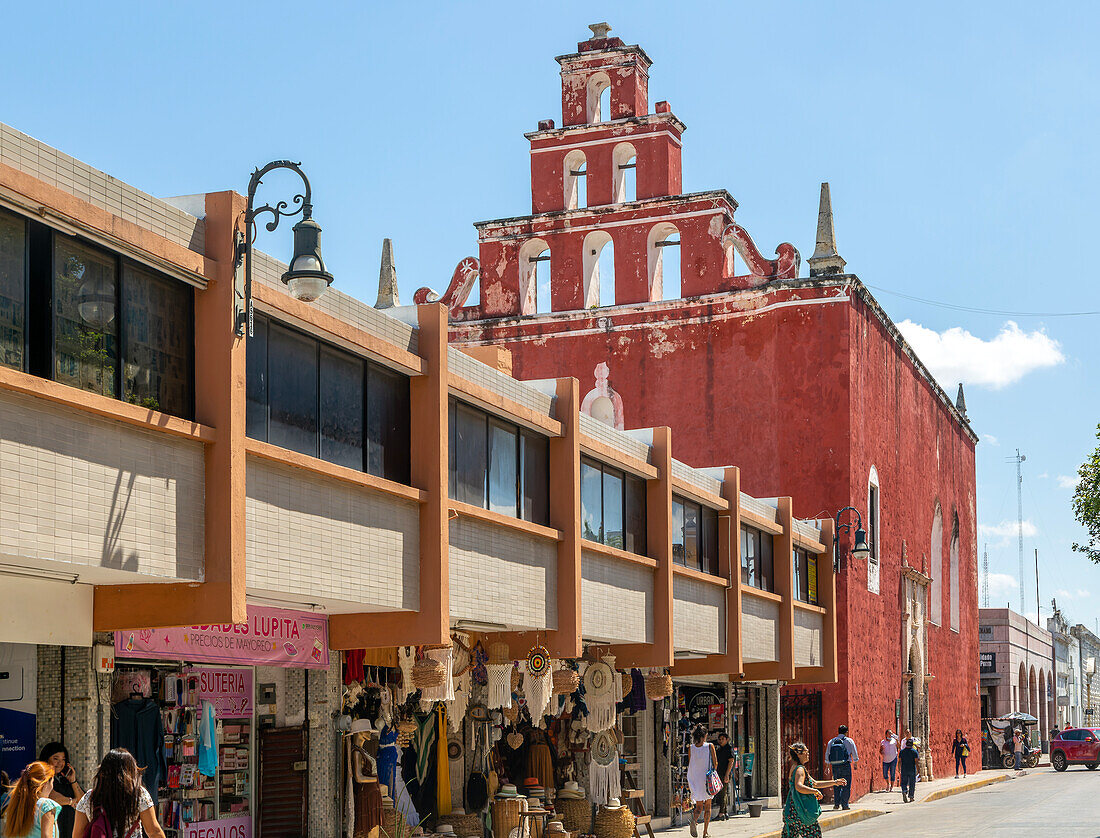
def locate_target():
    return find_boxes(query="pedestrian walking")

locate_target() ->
[898,738,919,803]
[824,725,858,810]
[781,742,846,838]
[686,727,718,838]
[1012,728,1023,771]
[3,762,60,838]
[879,730,898,792]
[71,750,166,838]
[711,733,733,820]
[38,744,83,838]
[951,730,970,778]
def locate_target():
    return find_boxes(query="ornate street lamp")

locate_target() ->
[235,160,333,336]
[833,506,871,572]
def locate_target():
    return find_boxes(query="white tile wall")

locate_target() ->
[0,389,204,579]
[671,459,723,497]
[245,458,419,609]
[0,122,205,254]
[792,518,824,545]
[449,517,557,631]
[672,576,724,654]
[741,591,780,663]
[740,494,779,524]
[578,413,653,463]
[580,549,654,644]
[793,607,823,668]
[449,348,554,416]
[251,250,418,354]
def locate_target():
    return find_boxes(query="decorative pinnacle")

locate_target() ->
[588,22,612,39]
[375,238,399,309]
[955,383,968,420]
[808,182,847,276]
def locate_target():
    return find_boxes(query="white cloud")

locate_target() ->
[979,519,1038,539]
[1055,589,1092,601]
[988,573,1019,600]
[983,434,1000,446]
[1057,474,1080,489]
[897,319,1064,390]
[1037,472,1049,479]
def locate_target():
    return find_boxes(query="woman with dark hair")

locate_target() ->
[951,729,970,778]
[781,742,846,838]
[70,750,165,838]
[39,744,83,838]
[3,761,59,838]
[686,726,717,838]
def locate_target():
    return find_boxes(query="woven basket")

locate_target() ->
[449,813,483,838]
[552,668,579,696]
[412,656,446,689]
[382,807,410,838]
[491,797,525,838]
[645,672,673,701]
[556,798,591,833]
[594,807,635,838]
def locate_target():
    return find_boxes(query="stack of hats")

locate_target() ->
[555,783,589,833]
[495,784,522,799]
[523,777,547,802]
[525,796,548,815]
[556,782,585,800]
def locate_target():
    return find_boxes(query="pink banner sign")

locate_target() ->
[183,815,251,838]
[115,606,329,669]
[190,667,253,718]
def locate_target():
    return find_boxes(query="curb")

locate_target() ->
[748,808,884,838]
[920,773,1008,802]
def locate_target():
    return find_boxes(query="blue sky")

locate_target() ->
[5,1,1098,627]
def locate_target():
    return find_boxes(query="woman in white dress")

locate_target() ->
[687,727,718,838]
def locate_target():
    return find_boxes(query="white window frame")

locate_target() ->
[867,466,881,594]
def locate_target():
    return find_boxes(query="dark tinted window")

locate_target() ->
[320,346,364,470]
[268,323,318,456]
[702,506,719,575]
[366,363,410,484]
[453,402,488,507]
[0,210,26,370]
[521,431,549,526]
[741,525,775,592]
[488,419,519,517]
[246,316,269,440]
[672,499,686,566]
[122,261,193,418]
[794,547,817,604]
[53,234,118,397]
[624,475,647,556]
[581,457,647,556]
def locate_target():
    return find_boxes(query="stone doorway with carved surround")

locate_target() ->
[902,564,934,779]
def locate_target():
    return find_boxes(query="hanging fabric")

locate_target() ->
[583,655,618,732]
[413,713,437,786]
[397,646,416,704]
[450,668,471,732]
[435,704,452,817]
[487,663,513,709]
[524,664,553,724]
[588,730,621,806]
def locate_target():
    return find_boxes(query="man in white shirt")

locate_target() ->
[879,729,899,793]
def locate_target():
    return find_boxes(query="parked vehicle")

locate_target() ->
[985,714,1041,769]
[1049,728,1100,771]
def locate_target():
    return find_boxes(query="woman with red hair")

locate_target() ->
[3,761,60,838]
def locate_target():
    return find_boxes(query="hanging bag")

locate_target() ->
[705,743,723,796]
[466,723,490,811]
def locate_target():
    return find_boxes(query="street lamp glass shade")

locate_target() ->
[281,216,333,303]
[77,274,116,329]
[851,527,871,561]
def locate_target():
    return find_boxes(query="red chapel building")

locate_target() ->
[417,24,979,800]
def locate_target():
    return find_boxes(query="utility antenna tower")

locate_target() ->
[982,545,989,608]
[1008,450,1027,616]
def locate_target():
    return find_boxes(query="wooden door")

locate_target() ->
[258,726,308,838]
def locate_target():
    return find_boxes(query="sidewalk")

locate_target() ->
[654,770,1016,838]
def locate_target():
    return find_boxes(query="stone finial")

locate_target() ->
[588,22,612,39]
[808,182,847,277]
[955,383,968,420]
[375,238,399,309]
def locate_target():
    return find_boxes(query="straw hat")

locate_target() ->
[436,825,456,836]
[546,821,568,835]
[583,661,616,700]
[602,799,624,810]
[496,784,521,798]
[350,719,374,734]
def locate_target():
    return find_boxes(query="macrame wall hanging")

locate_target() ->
[524,644,553,724]
[487,645,513,710]
[588,730,621,806]
[396,646,415,704]
[448,638,473,731]
[583,654,618,732]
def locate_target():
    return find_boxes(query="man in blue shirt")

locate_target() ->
[825,725,859,810]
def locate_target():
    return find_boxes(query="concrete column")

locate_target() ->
[764,684,781,804]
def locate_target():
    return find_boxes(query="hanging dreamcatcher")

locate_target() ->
[588,729,621,806]
[583,654,618,732]
[524,643,553,724]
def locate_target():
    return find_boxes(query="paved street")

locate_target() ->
[838,768,1099,837]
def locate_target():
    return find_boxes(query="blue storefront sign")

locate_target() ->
[0,643,38,779]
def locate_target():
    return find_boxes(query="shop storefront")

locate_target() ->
[113,606,329,838]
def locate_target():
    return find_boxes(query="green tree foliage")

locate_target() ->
[1072,423,1100,563]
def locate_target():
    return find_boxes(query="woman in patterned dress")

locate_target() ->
[781,742,846,838]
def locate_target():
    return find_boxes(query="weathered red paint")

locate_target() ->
[443,29,980,800]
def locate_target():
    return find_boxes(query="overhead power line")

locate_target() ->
[864,284,1100,318]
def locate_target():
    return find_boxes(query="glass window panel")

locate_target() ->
[366,363,410,483]
[320,346,364,470]
[268,323,319,457]
[0,211,26,371]
[807,553,818,605]
[672,499,685,566]
[793,548,804,602]
[760,530,774,592]
[454,403,487,507]
[581,458,603,543]
[703,507,719,575]
[246,315,269,441]
[122,261,193,419]
[624,475,647,556]
[521,431,550,525]
[683,501,700,570]
[488,419,519,517]
[740,525,755,586]
[53,234,118,397]
[603,468,624,550]
[448,400,458,500]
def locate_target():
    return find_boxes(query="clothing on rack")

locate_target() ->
[111,697,167,804]
[197,700,218,777]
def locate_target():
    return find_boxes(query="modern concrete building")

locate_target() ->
[979,609,1054,742]
[0,115,837,834]
[1071,624,1100,726]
